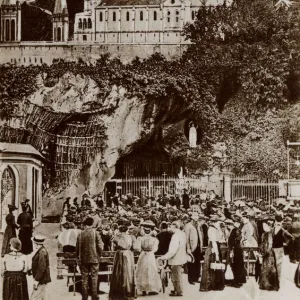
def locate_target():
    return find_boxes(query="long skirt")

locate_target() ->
[1,225,16,257]
[19,227,33,255]
[232,245,247,285]
[259,250,279,291]
[109,250,136,300]
[200,242,225,291]
[136,251,161,293]
[3,271,29,300]
[290,237,300,263]
[273,247,284,284]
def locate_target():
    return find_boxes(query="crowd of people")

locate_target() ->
[56,191,300,299]
[1,200,51,300]
[1,190,300,300]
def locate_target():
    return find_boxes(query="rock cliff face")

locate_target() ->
[4,72,192,215]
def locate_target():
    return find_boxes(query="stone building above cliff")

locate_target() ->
[0,0,21,42]
[74,0,231,43]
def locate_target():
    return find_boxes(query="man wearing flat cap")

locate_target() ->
[30,235,51,300]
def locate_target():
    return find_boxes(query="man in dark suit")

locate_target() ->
[182,189,190,210]
[30,234,51,300]
[77,217,104,300]
[156,221,172,255]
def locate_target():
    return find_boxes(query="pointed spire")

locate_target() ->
[53,0,68,15]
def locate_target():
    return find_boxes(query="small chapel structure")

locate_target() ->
[0,143,43,231]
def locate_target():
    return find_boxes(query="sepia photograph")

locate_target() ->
[0,0,300,299]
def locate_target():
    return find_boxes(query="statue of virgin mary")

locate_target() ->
[189,122,197,148]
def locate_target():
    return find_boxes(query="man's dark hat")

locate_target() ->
[8,204,18,211]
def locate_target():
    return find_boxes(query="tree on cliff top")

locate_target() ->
[183,0,300,110]
[182,0,300,178]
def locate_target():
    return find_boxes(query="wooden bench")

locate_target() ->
[57,247,259,296]
[57,251,141,296]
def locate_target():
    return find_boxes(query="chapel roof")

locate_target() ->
[0,143,43,159]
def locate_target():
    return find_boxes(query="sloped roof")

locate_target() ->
[100,0,163,6]
[53,0,68,14]
[0,143,43,159]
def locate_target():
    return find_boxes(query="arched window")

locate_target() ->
[78,18,82,29]
[83,19,87,29]
[88,18,92,29]
[154,11,157,21]
[140,11,143,21]
[1,166,16,230]
[126,11,130,21]
[167,11,170,23]
[192,11,195,20]
[53,27,57,41]
[99,12,103,22]
[5,19,10,41]
[57,27,61,41]
[113,11,116,21]
[176,10,179,23]
[11,19,15,41]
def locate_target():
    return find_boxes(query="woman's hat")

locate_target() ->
[32,234,46,245]
[10,237,22,251]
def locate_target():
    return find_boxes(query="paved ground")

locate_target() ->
[1,223,300,300]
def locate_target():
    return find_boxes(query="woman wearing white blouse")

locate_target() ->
[1,238,29,300]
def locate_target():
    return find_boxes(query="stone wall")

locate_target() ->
[0,42,189,65]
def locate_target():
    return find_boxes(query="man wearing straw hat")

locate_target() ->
[159,220,187,297]
[29,234,51,300]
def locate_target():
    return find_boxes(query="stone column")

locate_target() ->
[27,165,33,203]
[118,7,121,43]
[132,7,135,43]
[222,171,232,203]
[105,8,108,43]
[146,7,149,43]
[17,7,21,41]
[160,5,163,43]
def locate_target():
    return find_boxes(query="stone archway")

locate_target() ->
[0,165,19,230]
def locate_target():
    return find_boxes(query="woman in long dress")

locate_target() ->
[200,216,225,291]
[227,219,246,287]
[1,205,19,257]
[109,225,137,300]
[1,238,29,300]
[17,204,33,255]
[136,221,161,296]
[259,221,279,291]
